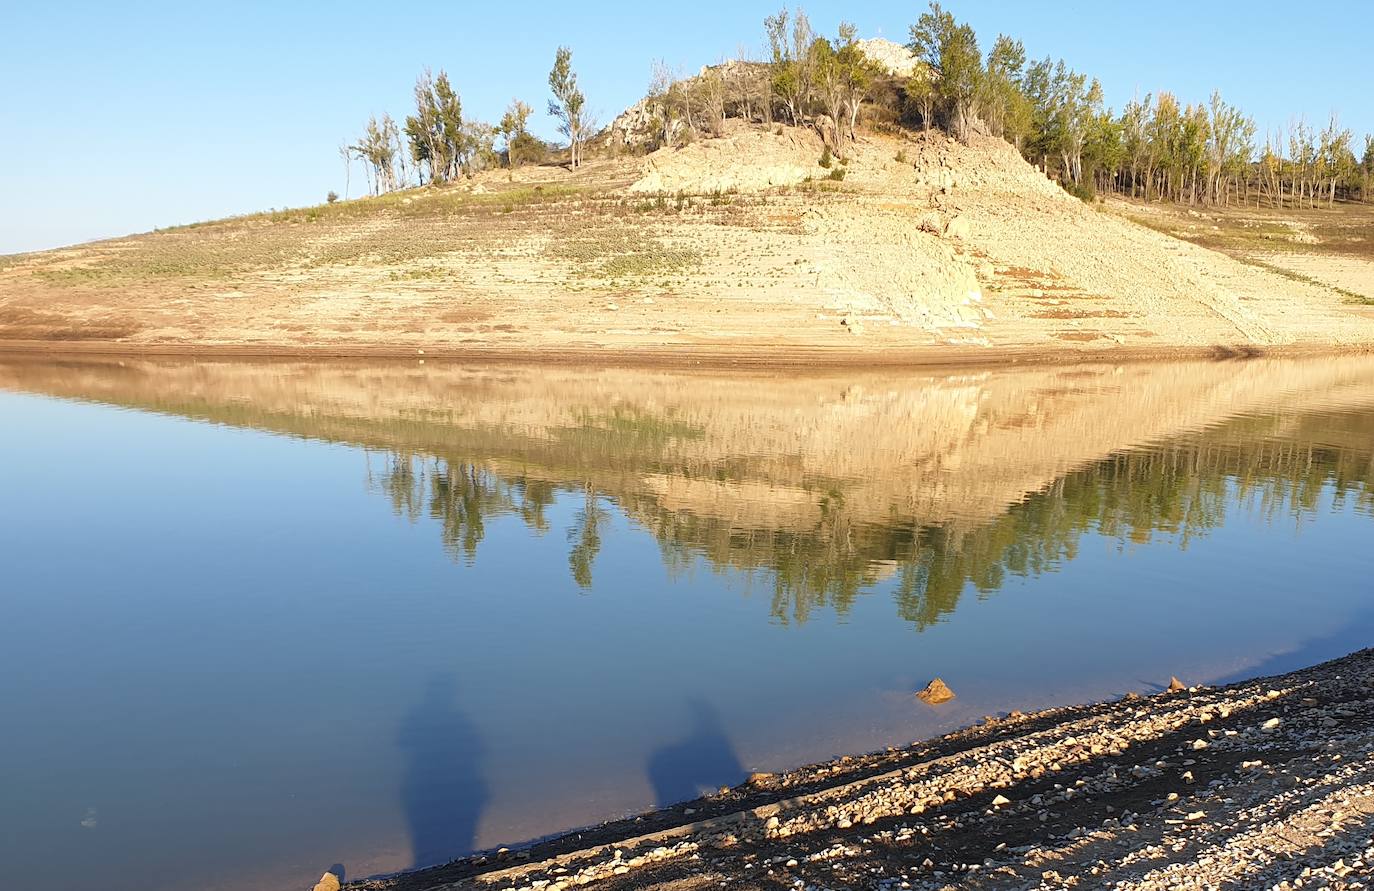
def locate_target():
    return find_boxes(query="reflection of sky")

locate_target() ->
[1,390,1371,891]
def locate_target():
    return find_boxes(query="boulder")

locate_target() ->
[312,872,342,891]
[916,678,956,706]
[944,215,972,240]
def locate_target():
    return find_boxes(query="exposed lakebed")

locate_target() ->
[1,356,1371,891]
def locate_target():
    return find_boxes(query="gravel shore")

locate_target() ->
[354,647,1374,891]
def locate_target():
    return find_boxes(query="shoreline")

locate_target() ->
[2,338,1373,372]
[353,646,1374,891]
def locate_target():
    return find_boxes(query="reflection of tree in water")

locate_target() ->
[568,486,609,589]
[369,454,534,563]
[368,408,1374,626]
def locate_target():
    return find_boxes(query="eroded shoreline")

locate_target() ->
[353,647,1374,891]
[3,338,1374,372]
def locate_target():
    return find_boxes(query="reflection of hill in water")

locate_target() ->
[3,357,1372,627]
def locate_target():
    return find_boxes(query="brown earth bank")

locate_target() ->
[350,647,1374,891]
[4,122,1373,363]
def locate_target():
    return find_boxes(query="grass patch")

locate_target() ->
[546,226,701,282]
[388,265,457,282]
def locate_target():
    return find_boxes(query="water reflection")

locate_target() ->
[2,355,1374,891]
[4,356,1372,632]
[358,398,1374,630]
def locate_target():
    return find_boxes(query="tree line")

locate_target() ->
[746,2,1373,206]
[341,5,1374,208]
[343,48,589,196]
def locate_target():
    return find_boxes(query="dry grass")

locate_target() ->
[1115,199,1374,304]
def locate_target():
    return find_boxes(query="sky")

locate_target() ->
[2,0,1371,254]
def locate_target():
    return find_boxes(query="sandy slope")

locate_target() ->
[1,123,1370,361]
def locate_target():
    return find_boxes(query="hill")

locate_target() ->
[1,121,1371,363]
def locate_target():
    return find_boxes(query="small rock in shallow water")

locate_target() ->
[312,872,341,891]
[917,678,956,706]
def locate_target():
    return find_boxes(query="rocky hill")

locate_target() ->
[1,114,1370,361]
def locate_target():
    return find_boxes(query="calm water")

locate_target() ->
[2,356,1372,891]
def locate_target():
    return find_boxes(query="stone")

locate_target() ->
[992,795,1012,807]
[1167,677,1188,693]
[943,216,972,240]
[916,678,956,706]
[312,873,342,891]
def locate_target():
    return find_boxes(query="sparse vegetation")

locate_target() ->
[545,226,701,282]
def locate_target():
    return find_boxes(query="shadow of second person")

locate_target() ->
[397,674,489,870]
[646,698,746,808]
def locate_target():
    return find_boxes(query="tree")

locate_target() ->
[764,7,815,126]
[981,35,1028,143]
[548,46,588,169]
[351,114,401,195]
[813,37,848,151]
[498,100,535,168]
[1204,92,1253,206]
[909,2,983,142]
[694,67,727,138]
[905,66,937,132]
[404,68,463,183]
[834,23,876,141]
[337,143,352,199]
[648,60,685,148]
[1363,135,1374,202]
[461,121,499,174]
[433,72,464,179]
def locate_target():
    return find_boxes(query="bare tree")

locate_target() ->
[338,143,352,199]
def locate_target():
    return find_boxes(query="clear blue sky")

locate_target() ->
[3,0,1370,254]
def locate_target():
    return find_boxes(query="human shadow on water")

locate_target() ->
[647,699,746,808]
[397,674,489,870]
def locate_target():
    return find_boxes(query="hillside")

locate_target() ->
[2,122,1372,362]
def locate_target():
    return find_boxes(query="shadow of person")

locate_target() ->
[646,699,746,808]
[397,674,488,870]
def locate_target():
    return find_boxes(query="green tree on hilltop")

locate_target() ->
[499,99,538,168]
[549,47,589,169]
[909,2,983,142]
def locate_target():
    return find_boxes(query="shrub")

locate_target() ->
[1061,179,1096,203]
[895,149,908,164]
[818,146,833,168]
[326,191,339,204]
[826,167,846,181]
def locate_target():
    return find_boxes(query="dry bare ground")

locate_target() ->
[1112,198,1374,305]
[2,122,1372,362]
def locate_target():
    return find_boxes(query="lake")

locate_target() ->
[2,355,1372,891]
